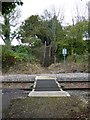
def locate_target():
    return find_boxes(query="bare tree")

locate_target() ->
[74,1,88,23]
[41,6,64,23]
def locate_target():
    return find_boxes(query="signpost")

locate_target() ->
[62,48,67,65]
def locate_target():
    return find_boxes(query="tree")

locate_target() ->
[1,1,23,15]
[18,5,64,66]
[18,15,52,66]
[18,15,41,44]
[87,1,90,72]
[64,1,88,56]
[1,7,21,45]
[64,20,88,56]
[88,1,90,38]
[0,1,23,46]
[18,7,64,66]
[41,8,64,64]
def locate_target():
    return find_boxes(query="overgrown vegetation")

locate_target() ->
[1,43,88,73]
[2,45,36,68]
[1,2,89,73]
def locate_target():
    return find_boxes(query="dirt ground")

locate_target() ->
[3,96,89,119]
[2,62,88,75]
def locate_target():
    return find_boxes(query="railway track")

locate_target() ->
[1,80,89,110]
[1,74,89,102]
[1,78,89,100]
[1,79,90,89]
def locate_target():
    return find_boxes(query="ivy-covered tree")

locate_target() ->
[0,1,23,46]
[1,1,23,15]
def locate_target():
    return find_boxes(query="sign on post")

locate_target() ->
[62,48,67,64]
[62,48,67,55]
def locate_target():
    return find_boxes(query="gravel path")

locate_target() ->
[0,73,89,82]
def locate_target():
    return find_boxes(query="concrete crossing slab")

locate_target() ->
[35,79,60,91]
[28,75,70,97]
[28,91,70,97]
[35,76,56,80]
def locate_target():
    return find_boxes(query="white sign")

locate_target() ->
[62,48,67,55]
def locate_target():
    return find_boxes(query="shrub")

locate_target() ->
[2,46,17,67]
[33,39,42,47]
[14,45,35,62]
[2,45,36,67]
[15,45,31,54]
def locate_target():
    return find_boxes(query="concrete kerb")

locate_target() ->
[28,91,70,97]
[55,79,63,91]
[32,77,37,92]
[35,75,57,80]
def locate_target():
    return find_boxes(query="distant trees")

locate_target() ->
[41,8,64,64]
[64,21,88,55]
[18,8,64,66]
[18,15,52,66]
[17,6,63,66]
[18,5,88,66]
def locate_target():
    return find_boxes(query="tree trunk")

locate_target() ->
[43,41,46,62]
[43,41,51,67]
[54,43,57,64]
[54,54,56,64]
[4,15,11,46]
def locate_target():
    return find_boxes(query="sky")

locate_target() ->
[20,0,88,24]
[0,0,89,45]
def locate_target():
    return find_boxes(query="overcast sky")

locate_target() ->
[20,0,89,25]
[0,0,89,45]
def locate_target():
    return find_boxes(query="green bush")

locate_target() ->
[33,39,42,47]
[15,45,31,54]
[2,45,36,67]
[14,45,35,62]
[2,46,18,67]
[15,52,35,62]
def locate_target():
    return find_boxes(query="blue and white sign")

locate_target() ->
[62,48,67,55]
[62,48,67,65]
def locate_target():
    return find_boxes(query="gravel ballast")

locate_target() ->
[1,73,89,82]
